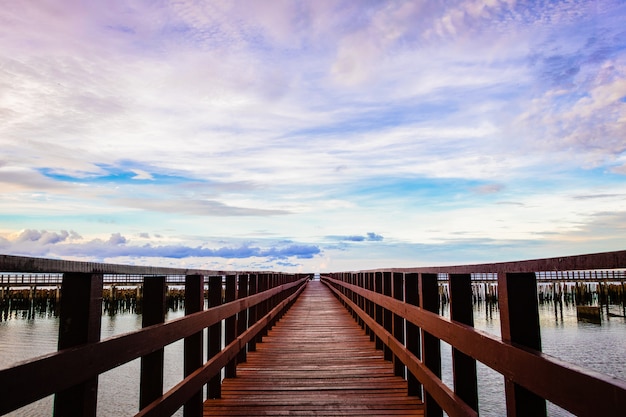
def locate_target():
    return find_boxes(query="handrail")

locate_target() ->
[323,276,626,417]
[350,249,626,274]
[0,254,241,276]
[323,279,477,417]
[136,280,308,417]
[0,264,309,416]
[321,250,626,417]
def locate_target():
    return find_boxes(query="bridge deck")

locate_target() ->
[204,280,424,416]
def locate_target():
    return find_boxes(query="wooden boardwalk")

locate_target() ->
[204,280,424,416]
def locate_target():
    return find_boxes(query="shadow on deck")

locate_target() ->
[204,280,424,416]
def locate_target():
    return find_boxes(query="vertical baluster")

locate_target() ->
[357,273,365,329]
[225,274,237,378]
[375,272,384,351]
[383,272,393,361]
[257,274,268,339]
[367,272,375,341]
[449,273,478,411]
[184,274,204,417]
[207,275,222,399]
[54,272,103,417]
[393,272,405,378]
[237,274,249,363]
[420,273,442,417]
[499,272,547,417]
[139,276,166,410]
[248,274,258,352]
[405,273,421,397]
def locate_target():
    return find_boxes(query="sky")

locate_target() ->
[0,0,625,273]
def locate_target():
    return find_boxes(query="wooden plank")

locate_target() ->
[325,276,626,417]
[204,281,423,416]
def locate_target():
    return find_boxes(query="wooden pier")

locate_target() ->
[204,280,423,416]
[2,252,626,417]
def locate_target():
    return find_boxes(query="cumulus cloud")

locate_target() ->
[1,230,321,261]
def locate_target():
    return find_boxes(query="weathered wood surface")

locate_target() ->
[204,280,423,416]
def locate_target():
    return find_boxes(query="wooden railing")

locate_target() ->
[0,255,309,416]
[322,250,626,417]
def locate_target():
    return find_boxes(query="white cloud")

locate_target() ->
[0,1,624,271]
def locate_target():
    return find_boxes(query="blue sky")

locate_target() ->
[0,0,625,272]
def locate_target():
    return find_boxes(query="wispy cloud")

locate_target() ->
[0,1,624,271]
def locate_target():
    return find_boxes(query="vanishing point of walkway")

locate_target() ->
[204,280,424,416]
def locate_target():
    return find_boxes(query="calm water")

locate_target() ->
[0,307,190,417]
[1,300,625,416]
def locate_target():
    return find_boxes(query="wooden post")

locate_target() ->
[383,272,393,361]
[257,274,268,340]
[139,276,167,410]
[54,272,103,417]
[449,273,478,412]
[393,272,405,378]
[405,273,422,397]
[498,272,547,417]
[420,273,442,417]
[184,274,204,417]
[357,273,365,329]
[375,272,384,351]
[366,272,375,341]
[248,274,258,352]
[237,274,249,363]
[225,274,237,378]
[207,275,222,399]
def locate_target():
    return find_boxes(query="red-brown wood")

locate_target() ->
[140,276,167,410]
[54,272,103,417]
[203,281,424,416]
[325,275,626,417]
[184,274,204,417]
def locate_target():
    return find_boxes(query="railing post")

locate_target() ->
[184,274,204,417]
[383,271,393,361]
[237,274,249,363]
[375,272,384,351]
[392,272,405,378]
[207,275,222,399]
[54,272,103,417]
[139,276,166,410]
[449,273,478,412]
[366,272,375,341]
[357,273,365,329]
[248,273,258,352]
[420,273,442,417]
[498,272,547,417]
[225,274,237,378]
[405,273,422,397]
[257,274,268,342]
